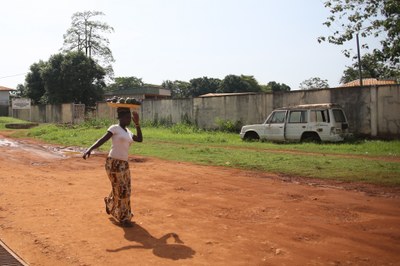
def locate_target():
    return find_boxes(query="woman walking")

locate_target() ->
[83,108,142,226]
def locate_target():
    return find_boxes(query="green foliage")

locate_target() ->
[190,76,222,97]
[22,51,106,106]
[80,118,114,128]
[24,60,47,104]
[266,81,291,92]
[107,76,144,91]
[219,75,261,93]
[161,80,191,98]
[215,118,242,133]
[159,75,296,98]
[170,123,201,134]
[340,53,400,84]
[62,10,115,76]
[299,77,330,90]
[319,0,400,67]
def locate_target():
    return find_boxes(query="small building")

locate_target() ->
[104,85,171,100]
[340,78,397,88]
[0,86,15,116]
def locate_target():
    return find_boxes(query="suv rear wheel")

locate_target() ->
[301,132,321,143]
[243,131,260,141]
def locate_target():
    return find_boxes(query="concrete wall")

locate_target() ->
[8,85,400,138]
[141,98,193,124]
[11,103,83,124]
[193,94,273,128]
[120,84,399,138]
[376,86,400,137]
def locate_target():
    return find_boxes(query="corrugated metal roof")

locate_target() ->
[0,86,15,91]
[340,78,396,87]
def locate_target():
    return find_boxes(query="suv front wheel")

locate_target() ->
[243,131,260,141]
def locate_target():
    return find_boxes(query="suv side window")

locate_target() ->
[288,110,307,123]
[310,110,330,123]
[332,109,346,122]
[268,111,286,124]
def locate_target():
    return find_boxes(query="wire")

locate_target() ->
[0,73,27,79]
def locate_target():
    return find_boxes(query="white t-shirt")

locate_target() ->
[107,124,134,161]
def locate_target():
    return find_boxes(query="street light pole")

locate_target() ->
[356,33,363,87]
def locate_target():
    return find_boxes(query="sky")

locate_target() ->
[0,0,380,90]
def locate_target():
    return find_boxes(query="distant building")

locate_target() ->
[0,86,15,116]
[104,85,171,100]
[340,78,397,88]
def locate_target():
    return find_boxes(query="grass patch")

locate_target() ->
[0,117,30,130]
[2,117,400,186]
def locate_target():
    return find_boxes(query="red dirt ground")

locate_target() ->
[0,135,399,265]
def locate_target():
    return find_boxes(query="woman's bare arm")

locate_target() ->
[82,131,113,159]
[132,111,143,142]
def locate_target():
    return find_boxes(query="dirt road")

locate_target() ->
[0,135,399,265]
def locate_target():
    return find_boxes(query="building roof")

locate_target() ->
[340,78,397,88]
[198,92,257,97]
[104,87,171,97]
[0,86,15,91]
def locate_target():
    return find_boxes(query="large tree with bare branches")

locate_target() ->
[62,11,115,77]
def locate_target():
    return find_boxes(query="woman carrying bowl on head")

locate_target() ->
[83,107,142,227]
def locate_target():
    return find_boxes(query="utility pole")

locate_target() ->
[356,33,363,87]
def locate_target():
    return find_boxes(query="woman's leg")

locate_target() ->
[105,158,133,222]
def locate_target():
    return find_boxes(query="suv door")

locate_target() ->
[264,110,286,141]
[285,110,308,141]
[309,109,330,139]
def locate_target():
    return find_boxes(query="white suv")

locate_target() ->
[240,103,349,142]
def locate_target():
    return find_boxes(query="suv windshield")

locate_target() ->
[333,109,346,122]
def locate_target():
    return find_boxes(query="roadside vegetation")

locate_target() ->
[1,117,399,186]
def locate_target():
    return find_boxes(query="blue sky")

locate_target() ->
[0,0,378,90]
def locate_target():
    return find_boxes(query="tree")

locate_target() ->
[318,0,400,67]
[189,77,221,97]
[219,75,261,94]
[11,84,26,98]
[107,77,144,91]
[265,81,291,92]
[299,77,329,90]
[62,11,115,76]
[340,53,400,84]
[24,61,47,104]
[23,51,106,106]
[162,80,191,98]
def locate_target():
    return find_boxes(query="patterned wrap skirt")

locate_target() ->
[104,157,133,222]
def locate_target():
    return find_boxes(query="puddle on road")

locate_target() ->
[0,139,18,147]
[0,137,86,158]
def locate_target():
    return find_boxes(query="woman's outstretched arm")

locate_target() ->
[82,131,113,159]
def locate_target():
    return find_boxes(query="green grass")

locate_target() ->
[0,117,29,130]
[1,117,400,186]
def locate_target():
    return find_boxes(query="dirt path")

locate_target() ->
[0,136,399,265]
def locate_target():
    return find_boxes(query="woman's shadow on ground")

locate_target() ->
[106,218,196,261]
